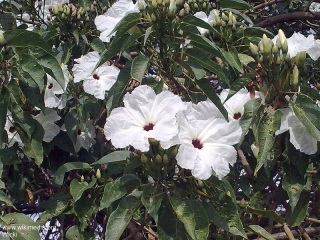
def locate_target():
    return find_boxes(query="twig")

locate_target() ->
[266,226,320,239]
[305,217,320,224]
[244,0,285,14]
[298,226,311,240]
[255,11,320,28]
[283,223,296,240]
[238,149,253,176]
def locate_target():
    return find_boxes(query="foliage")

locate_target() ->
[1,0,320,239]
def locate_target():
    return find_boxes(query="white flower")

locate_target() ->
[45,64,69,109]
[273,32,320,61]
[4,113,23,148]
[276,108,318,155]
[193,11,215,35]
[75,120,96,152]
[220,88,263,121]
[33,109,61,143]
[176,100,242,180]
[72,51,120,100]
[104,85,185,152]
[94,0,141,43]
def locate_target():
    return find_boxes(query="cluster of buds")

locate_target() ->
[51,4,89,29]
[140,139,178,180]
[211,10,237,29]
[143,0,189,21]
[187,0,209,12]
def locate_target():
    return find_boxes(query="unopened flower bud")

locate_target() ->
[157,0,162,5]
[232,15,237,25]
[154,154,163,164]
[138,0,145,11]
[262,34,272,55]
[52,5,59,15]
[291,65,299,91]
[221,20,226,27]
[140,154,149,163]
[297,51,306,65]
[251,143,259,159]
[228,11,233,22]
[162,154,170,166]
[179,8,185,17]
[152,0,157,8]
[96,169,101,179]
[250,43,259,56]
[80,175,84,182]
[272,45,279,55]
[0,33,7,45]
[221,12,228,21]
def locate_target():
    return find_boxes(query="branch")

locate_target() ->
[244,0,285,14]
[255,11,320,27]
[268,226,320,240]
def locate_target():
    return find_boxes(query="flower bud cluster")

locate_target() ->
[211,10,237,29]
[187,0,209,12]
[50,4,89,29]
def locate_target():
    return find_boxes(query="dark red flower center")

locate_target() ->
[143,123,154,131]
[233,112,242,120]
[192,139,203,149]
[9,126,16,133]
[48,83,53,89]
[77,129,82,135]
[93,74,100,80]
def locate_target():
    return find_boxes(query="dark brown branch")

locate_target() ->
[265,226,320,240]
[255,11,320,27]
[244,0,285,14]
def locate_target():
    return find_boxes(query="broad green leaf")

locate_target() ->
[90,38,105,54]
[121,32,144,53]
[185,48,229,85]
[282,163,305,210]
[110,13,141,37]
[105,195,141,240]
[286,190,310,226]
[95,34,130,70]
[19,54,45,91]
[143,26,153,46]
[181,15,219,36]
[227,76,252,101]
[169,195,209,240]
[53,162,91,186]
[300,86,320,101]
[19,80,45,113]
[70,178,97,202]
[204,177,247,238]
[74,195,99,231]
[246,207,284,224]
[222,47,243,73]
[91,150,131,165]
[0,88,9,146]
[0,213,41,240]
[141,185,163,222]
[158,200,188,240]
[255,110,282,174]
[238,53,255,65]
[0,190,14,208]
[100,174,141,209]
[111,61,132,110]
[239,98,263,145]
[196,78,229,120]
[4,30,51,53]
[66,226,85,240]
[247,225,275,240]
[131,54,149,82]
[221,0,251,10]
[291,94,320,140]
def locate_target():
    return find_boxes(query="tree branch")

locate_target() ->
[255,11,320,27]
[244,0,285,14]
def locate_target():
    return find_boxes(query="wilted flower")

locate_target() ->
[94,0,143,43]
[33,109,61,143]
[176,100,242,180]
[276,108,318,155]
[44,64,69,109]
[104,85,185,152]
[72,51,120,100]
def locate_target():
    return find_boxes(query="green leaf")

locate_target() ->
[158,200,189,240]
[238,53,255,65]
[121,32,143,53]
[181,15,219,36]
[246,207,284,224]
[221,47,243,73]
[221,0,251,10]
[228,76,252,101]
[66,226,85,240]
[169,195,209,240]
[0,213,41,240]
[141,185,163,222]
[291,94,320,140]
[204,177,247,238]
[247,225,275,240]
[286,190,310,226]
[90,38,105,54]
[239,98,263,145]
[91,150,131,165]
[100,174,141,210]
[0,190,15,208]
[111,61,132,110]
[0,88,9,146]
[143,26,153,46]
[53,162,91,186]
[185,48,229,85]
[196,78,229,120]
[110,13,141,37]
[105,195,141,240]
[19,53,45,91]
[70,178,97,202]
[4,30,51,53]
[131,54,149,82]
[19,80,45,113]
[255,110,282,174]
